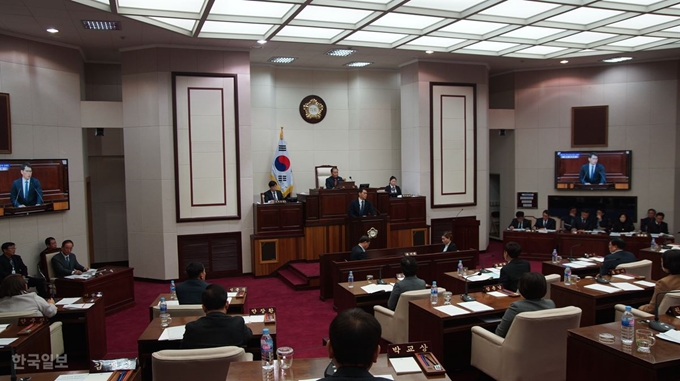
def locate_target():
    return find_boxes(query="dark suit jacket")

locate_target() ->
[640,217,655,233]
[51,252,86,277]
[0,254,29,280]
[600,250,637,276]
[387,275,426,310]
[180,312,253,349]
[562,215,577,230]
[647,221,669,234]
[263,190,284,203]
[595,217,610,231]
[384,185,402,197]
[495,299,556,338]
[499,259,531,292]
[347,198,376,218]
[534,218,556,230]
[442,243,458,252]
[10,177,43,207]
[579,163,606,184]
[508,218,531,230]
[176,278,209,305]
[611,220,635,232]
[325,176,342,189]
[350,245,366,261]
[318,367,392,381]
[574,217,596,230]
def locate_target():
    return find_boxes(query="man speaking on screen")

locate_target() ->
[579,153,606,185]
[10,162,43,207]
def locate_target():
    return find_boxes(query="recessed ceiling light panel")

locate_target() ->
[268,57,297,64]
[344,61,373,67]
[326,48,357,57]
[602,56,633,63]
[82,20,121,30]
[46,28,59,34]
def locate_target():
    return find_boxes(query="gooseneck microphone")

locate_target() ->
[377,264,388,285]
[569,244,582,262]
[649,290,680,332]
[455,208,463,218]
[461,272,476,302]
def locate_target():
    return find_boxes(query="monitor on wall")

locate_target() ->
[555,150,631,191]
[0,159,69,217]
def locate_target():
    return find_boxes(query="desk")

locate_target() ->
[550,278,655,326]
[541,259,601,277]
[52,297,107,369]
[409,293,518,376]
[147,292,246,321]
[226,354,451,381]
[638,248,665,280]
[0,370,141,381]
[55,266,135,315]
[567,317,680,381]
[334,278,397,312]
[439,271,499,295]
[0,322,50,374]
[137,315,275,381]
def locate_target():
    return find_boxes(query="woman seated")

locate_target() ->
[385,176,402,197]
[611,212,635,233]
[639,249,680,313]
[0,274,57,317]
[495,272,555,338]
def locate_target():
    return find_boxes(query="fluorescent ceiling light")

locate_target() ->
[461,41,519,52]
[118,0,204,13]
[46,28,59,34]
[351,0,392,4]
[400,0,488,13]
[499,26,565,39]
[479,0,561,19]
[513,46,566,55]
[201,21,272,35]
[370,13,443,29]
[150,17,195,31]
[602,56,633,62]
[326,48,357,57]
[276,26,345,39]
[605,0,664,5]
[554,31,616,44]
[210,0,294,18]
[607,36,665,47]
[296,6,371,23]
[546,8,623,25]
[343,31,408,43]
[81,20,121,30]
[439,20,508,35]
[560,60,568,64]
[344,61,373,67]
[257,39,267,44]
[403,36,465,47]
[605,14,677,30]
[268,57,296,64]
[426,50,434,54]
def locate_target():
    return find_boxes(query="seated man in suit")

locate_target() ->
[387,256,426,310]
[180,284,253,349]
[499,241,531,292]
[574,209,596,231]
[347,188,376,218]
[594,208,610,231]
[507,211,531,230]
[562,206,578,230]
[534,210,556,230]
[599,237,637,277]
[40,237,59,257]
[176,262,209,305]
[0,242,49,298]
[263,180,284,203]
[648,212,669,234]
[640,208,657,233]
[579,153,606,185]
[325,166,343,189]
[10,162,43,207]
[320,308,389,381]
[50,240,89,277]
[385,176,402,197]
[495,272,555,338]
[350,236,370,261]
[441,231,458,252]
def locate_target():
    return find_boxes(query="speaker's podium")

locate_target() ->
[346,215,389,250]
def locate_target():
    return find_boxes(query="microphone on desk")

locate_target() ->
[649,290,680,332]
[569,244,582,262]
[461,272,476,302]
[377,264,388,285]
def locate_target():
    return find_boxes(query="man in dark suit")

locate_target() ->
[534,210,556,230]
[181,284,252,349]
[599,237,637,277]
[263,180,284,203]
[441,231,458,252]
[347,188,376,218]
[579,153,606,185]
[50,240,88,277]
[325,166,343,189]
[350,236,370,261]
[385,176,402,197]
[508,211,531,230]
[0,242,49,298]
[387,256,426,310]
[648,212,669,234]
[595,208,611,231]
[640,208,657,233]
[562,207,578,230]
[176,262,209,305]
[40,237,59,257]
[499,241,531,292]
[574,209,596,231]
[10,162,44,207]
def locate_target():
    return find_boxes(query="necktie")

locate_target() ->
[360,200,364,215]
[10,259,15,274]
[334,178,338,187]
[66,256,70,265]
[590,165,594,179]
[273,191,277,201]
[544,220,548,227]
[24,181,28,198]
[582,219,586,225]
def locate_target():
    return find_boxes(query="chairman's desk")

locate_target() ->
[567,315,680,381]
[55,266,135,315]
[550,277,655,326]
[137,316,274,381]
[320,248,478,301]
[226,354,451,381]
[503,231,673,261]
[147,292,246,320]
[409,293,518,376]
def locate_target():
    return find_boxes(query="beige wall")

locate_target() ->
[0,34,89,271]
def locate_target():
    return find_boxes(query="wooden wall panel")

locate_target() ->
[303,225,345,260]
[251,236,303,276]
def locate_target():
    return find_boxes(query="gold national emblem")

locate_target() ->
[302,98,324,119]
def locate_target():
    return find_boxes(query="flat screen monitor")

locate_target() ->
[0,159,70,217]
[555,150,631,191]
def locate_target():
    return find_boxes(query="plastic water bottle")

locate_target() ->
[552,249,558,263]
[457,260,463,276]
[564,267,572,285]
[159,297,170,327]
[170,280,177,300]
[430,281,438,305]
[621,306,635,345]
[348,271,354,288]
[651,238,658,251]
[261,328,275,380]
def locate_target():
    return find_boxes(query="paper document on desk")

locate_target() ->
[159,300,179,306]
[56,297,81,305]
[372,375,394,380]
[464,274,493,282]
[657,329,680,344]
[435,305,470,316]
[563,262,588,268]
[634,280,656,287]
[227,292,237,297]
[64,303,94,309]
[0,324,9,332]
[65,274,91,279]
[610,282,644,291]
[0,338,17,345]
[389,356,421,374]
[584,284,621,293]
[612,274,635,280]
[360,284,393,293]
[487,291,508,298]
[248,315,265,323]
[158,325,186,341]
[55,375,89,381]
[458,301,494,312]
[590,257,605,263]
[84,373,114,381]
